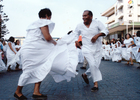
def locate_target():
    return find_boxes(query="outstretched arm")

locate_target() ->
[40,25,56,45]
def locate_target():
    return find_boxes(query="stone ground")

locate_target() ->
[0,60,140,100]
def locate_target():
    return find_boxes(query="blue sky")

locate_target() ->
[2,0,116,39]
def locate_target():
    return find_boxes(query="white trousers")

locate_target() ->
[82,57,88,68]
[84,51,102,82]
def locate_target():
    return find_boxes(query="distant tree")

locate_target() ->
[0,2,9,38]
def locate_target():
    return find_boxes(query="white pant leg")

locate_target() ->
[84,52,102,82]
[83,57,88,68]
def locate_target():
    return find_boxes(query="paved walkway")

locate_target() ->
[0,60,140,100]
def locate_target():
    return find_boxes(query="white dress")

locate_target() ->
[132,37,140,62]
[50,33,78,82]
[122,38,133,60]
[104,45,111,60]
[0,52,7,72]
[14,45,22,69]
[112,42,122,62]
[74,19,108,82]
[6,42,17,68]
[14,19,78,86]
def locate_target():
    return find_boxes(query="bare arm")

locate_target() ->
[91,33,105,43]
[40,25,56,45]
[8,42,16,54]
[128,41,135,48]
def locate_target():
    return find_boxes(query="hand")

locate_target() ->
[75,41,81,49]
[91,35,98,43]
[128,45,130,48]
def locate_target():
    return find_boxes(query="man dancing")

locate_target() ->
[75,10,108,91]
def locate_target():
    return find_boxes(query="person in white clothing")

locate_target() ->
[7,37,20,71]
[2,40,7,65]
[111,41,122,62]
[15,40,21,52]
[104,42,111,61]
[14,8,79,100]
[14,8,57,100]
[122,34,135,65]
[0,51,7,72]
[75,10,108,91]
[132,31,140,68]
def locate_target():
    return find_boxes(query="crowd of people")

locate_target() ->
[102,31,140,68]
[77,31,140,69]
[1,8,140,100]
[0,37,21,72]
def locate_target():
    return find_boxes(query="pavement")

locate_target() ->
[0,60,140,100]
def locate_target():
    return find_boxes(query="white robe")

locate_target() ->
[50,33,78,82]
[14,19,78,86]
[104,45,111,60]
[6,42,17,68]
[132,37,140,62]
[74,19,109,82]
[112,42,122,62]
[0,52,7,72]
[123,38,134,60]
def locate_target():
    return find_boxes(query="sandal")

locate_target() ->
[14,93,27,100]
[91,87,99,92]
[32,94,47,99]
[125,63,129,65]
[82,74,89,84]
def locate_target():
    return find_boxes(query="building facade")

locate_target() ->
[102,0,140,42]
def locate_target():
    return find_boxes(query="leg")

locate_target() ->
[33,82,42,95]
[15,86,23,97]
[14,86,27,99]
[130,52,133,65]
[15,63,20,70]
[81,57,88,69]
[32,82,47,99]
[83,52,102,91]
[7,65,11,72]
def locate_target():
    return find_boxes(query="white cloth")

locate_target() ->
[132,37,140,62]
[3,45,7,52]
[74,19,108,82]
[123,38,134,60]
[112,47,122,62]
[50,33,78,82]
[104,45,111,60]
[15,19,78,86]
[6,42,17,68]
[0,52,7,72]
[15,45,21,50]
[15,45,22,69]
[112,42,122,62]
[77,48,84,63]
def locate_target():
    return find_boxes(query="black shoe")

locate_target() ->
[32,94,47,99]
[80,67,86,69]
[137,66,140,69]
[14,93,27,100]
[82,74,89,84]
[91,87,99,92]
[76,70,78,72]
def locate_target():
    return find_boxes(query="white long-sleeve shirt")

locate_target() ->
[74,19,109,54]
